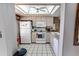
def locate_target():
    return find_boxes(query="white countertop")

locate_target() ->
[51,32,60,40]
[51,32,60,35]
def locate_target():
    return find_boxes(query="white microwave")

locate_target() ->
[36,22,46,27]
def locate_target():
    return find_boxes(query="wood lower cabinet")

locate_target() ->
[32,32,36,43]
[53,17,60,32]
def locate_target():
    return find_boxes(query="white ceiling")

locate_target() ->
[15,4,60,16]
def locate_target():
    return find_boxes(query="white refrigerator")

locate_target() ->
[20,21,32,43]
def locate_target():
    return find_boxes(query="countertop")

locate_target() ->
[51,32,60,40]
[51,32,60,35]
[32,31,59,32]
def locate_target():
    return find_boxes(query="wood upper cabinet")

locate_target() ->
[53,17,60,32]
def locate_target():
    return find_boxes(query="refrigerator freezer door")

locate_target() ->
[20,21,31,29]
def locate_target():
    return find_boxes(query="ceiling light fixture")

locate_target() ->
[51,5,60,14]
[50,6,56,13]
[15,6,26,14]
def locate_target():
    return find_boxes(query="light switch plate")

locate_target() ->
[0,31,2,38]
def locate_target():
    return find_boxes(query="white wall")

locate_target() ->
[0,4,17,56]
[0,5,7,55]
[62,3,79,56]
[58,4,65,56]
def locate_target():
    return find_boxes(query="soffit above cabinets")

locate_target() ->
[15,4,60,16]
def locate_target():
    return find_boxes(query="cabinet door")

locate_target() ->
[32,32,36,42]
[53,17,60,32]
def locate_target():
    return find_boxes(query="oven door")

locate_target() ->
[36,32,46,43]
[36,32,45,39]
[37,33,44,38]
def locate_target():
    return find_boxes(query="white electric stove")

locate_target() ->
[35,21,46,43]
[36,31,46,43]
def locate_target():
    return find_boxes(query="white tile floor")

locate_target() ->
[20,44,55,56]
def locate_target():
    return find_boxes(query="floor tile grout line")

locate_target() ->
[30,44,33,56]
[49,44,55,56]
[41,44,43,56]
[36,44,39,56]
[45,44,48,56]
[31,44,37,56]
[29,44,34,55]
[27,44,32,55]
[37,44,41,56]
[31,44,34,56]
[20,44,55,56]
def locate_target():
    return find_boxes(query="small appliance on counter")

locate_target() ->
[46,26,53,32]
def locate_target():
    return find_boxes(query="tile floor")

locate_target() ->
[20,44,55,56]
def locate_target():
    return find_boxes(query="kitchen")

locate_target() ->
[15,4,60,56]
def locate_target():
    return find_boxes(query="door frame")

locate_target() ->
[58,4,65,56]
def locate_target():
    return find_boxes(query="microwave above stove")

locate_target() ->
[36,22,46,27]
